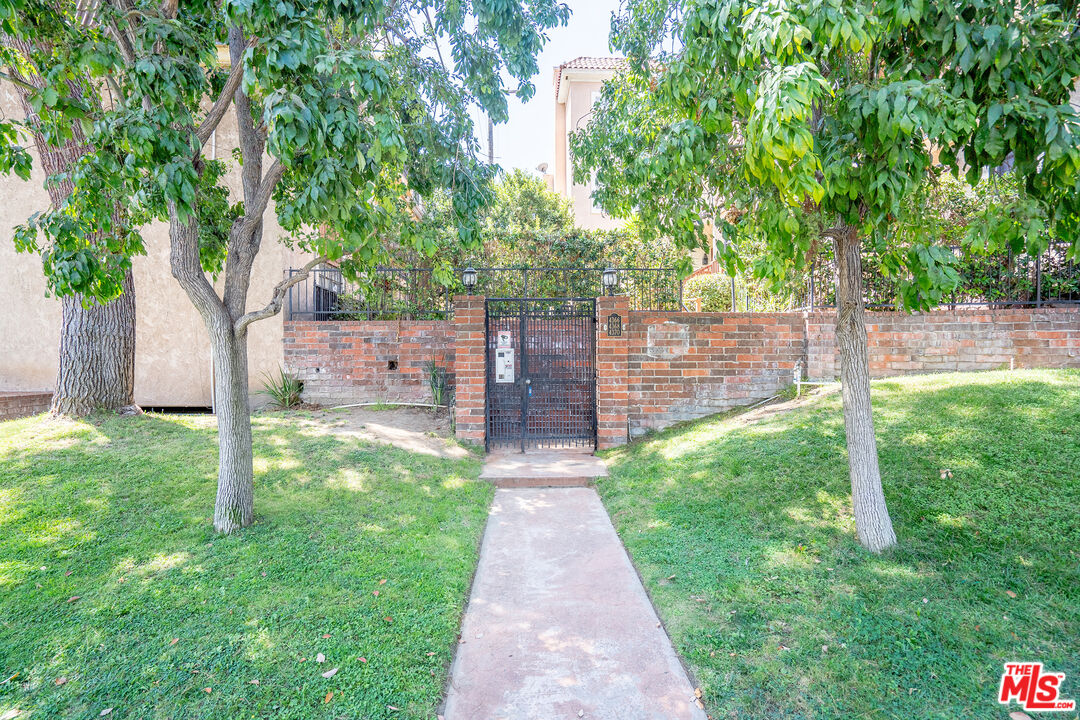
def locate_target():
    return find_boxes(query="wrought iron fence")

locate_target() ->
[286,266,684,320]
[793,242,1080,310]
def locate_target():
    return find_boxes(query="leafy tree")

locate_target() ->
[483,168,575,238]
[4,0,568,533]
[1,20,137,416]
[404,168,686,269]
[572,0,1080,551]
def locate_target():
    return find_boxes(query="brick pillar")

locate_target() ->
[453,295,486,445]
[596,295,630,449]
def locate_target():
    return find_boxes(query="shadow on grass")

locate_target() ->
[599,371,1080,720]
[0,411,489,720]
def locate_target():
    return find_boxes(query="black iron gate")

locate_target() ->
[485,298,597,451]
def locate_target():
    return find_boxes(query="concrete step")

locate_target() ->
[487,475,595,488]
[480,449,608,489]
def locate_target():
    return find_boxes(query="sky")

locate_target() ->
[482,0,622,173]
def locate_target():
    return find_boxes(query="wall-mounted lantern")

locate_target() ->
[601,267,618,296]
[462,266,478,292]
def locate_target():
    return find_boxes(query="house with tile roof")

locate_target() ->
[552,57,627,232]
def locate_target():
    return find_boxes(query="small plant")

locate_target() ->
[260,367,303,409]
[426,361,449,407]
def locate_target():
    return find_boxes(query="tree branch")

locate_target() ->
[0,70,37,92]
[195,41,249,146]
[239,157,285,232]
[234,254,327,334]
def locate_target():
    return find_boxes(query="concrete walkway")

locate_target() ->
[443,488,707,720]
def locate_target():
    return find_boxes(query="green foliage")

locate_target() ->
[682,273,732,311]
[0,411,488,719]
[412,169,686,271]
[598,369,1080,718]
[259,367,303,409]
[426,361,450,407]
[482,169,575,238]
[0,119,31,180]
[572,0,1080,309]
[684,271,795,312]
[1,0,571,302]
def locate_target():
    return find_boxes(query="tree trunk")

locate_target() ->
[833,225,897,553]
[52,272,137,415]
[169,211,254,533]
[209,318,254,532]
[5,35,137,416]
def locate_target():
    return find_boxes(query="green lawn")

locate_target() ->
[0,411,489,720]
[598,369,1080,720]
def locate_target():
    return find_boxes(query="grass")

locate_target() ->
[0,410,489,720]
[598,369,1080,720]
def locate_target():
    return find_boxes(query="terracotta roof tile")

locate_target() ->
[554,56,624,99]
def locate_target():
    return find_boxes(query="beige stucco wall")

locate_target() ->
[0,83,307,407]
[554,72,625,231]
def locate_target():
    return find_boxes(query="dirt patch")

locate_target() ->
[729,384,841,428]
[290,406,470,459]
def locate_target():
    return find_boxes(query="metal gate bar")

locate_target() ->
[485,298,596,451]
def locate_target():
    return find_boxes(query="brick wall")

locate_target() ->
[0,391,52,420]
[806,307,1080,379]
[596,296,630,448]
[282,302,1080,447]
[628,312,805,437]
[453,296,486,444]
[283,320,453,406]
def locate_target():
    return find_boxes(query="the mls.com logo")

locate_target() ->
[999,662,1076,712]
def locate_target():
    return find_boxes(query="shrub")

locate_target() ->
[683,273,734,311]
[260,367,303,409]
[426,361,450,407]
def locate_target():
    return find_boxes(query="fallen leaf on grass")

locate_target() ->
[695,688,702,699]
[316,653,325,663]
[1006,590,1017,598]
[249,679,260,685]
[322,634,331,639]
[384,616,392,623]
[99,710,112,717]
[358,657,367,663]
[203,688,211,694]
[373,590,379,597]
[324,691,333,704]
[54,677,67,687]
[387,706,399,711]
[170,638,179,646]
[379,579,387,585]
[67,596,80,603]
[1010,712,1033,720]
[322,668,338,679]
[425,652,435,657]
